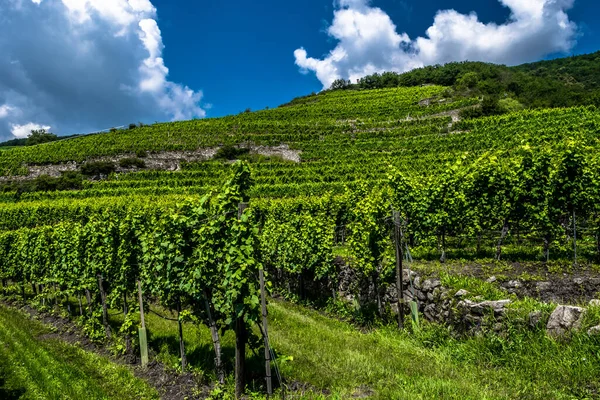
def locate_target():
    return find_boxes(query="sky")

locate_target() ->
[0,0,598,140]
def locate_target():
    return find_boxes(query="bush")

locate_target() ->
[456,72,480,90]
[80,161,116,176]
[135,150,148,158]
[26,129,58,146]
[214,145,250,160]
[128,123,137,130]
[119,157,146,169]
[0,172,83,195]
[498,97,525,113]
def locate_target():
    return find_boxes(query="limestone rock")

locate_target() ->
[529,311,543,328]
[422,279,441,292]
[546,305,586,337]
[470,300,512,316]
[486,276,497,283]
[507,280,522,289]
[589,299,600,307]
[587,325,600,336]
[455,289,469,298]
[413,276,421,290]
[536,281,552,291]
[424,304,437,320]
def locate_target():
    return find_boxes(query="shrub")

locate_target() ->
[456,72,480,90]
[128,123,137,130]
[119,157,146,169]
[498,97,525,113]
[80,161,116,176]
[214,145,250,160]
[135,149,148,158]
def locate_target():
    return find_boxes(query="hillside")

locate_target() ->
[330,51,600,109]
[2,52,600,399]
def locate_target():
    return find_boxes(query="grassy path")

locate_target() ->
[0,304,158,400]
[2,298,595,399]
[144,298,594,399]
[268,300,513,399]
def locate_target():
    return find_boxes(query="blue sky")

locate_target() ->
[0,0,598,140]
[155,0,599,118]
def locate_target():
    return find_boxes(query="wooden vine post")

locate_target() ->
[137,280,149,368]
[98,274,111,338]
[573,209,578,267]
[235,202,249,399]
[393,210,405,330]
[259,265,272,396]
[204,288,224,384]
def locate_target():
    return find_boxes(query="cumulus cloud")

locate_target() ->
[11,122,52,139]
[0,105,16,119]
[295,0,578,88]
[0,0,206,140]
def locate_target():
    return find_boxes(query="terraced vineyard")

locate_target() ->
[2,83,600,398]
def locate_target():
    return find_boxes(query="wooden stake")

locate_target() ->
[573,209,577,267]
[98,274,111,338]
[393,210,405,330]
[204,289,224,384]
[177,300,187,372]
[235,202,248,399]
[137,280,148,367]
[260,267,272,396]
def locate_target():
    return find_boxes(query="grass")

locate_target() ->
[268,300,600,399]
[0,304,159,400]
[120,298,600,399]
[4,287,600,399]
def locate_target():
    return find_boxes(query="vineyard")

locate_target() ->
[2,81,600,398]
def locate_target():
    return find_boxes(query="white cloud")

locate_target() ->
[0,0,206,140]
[296,0,578,88]
[11,122,51,138]
[0,105,16,119]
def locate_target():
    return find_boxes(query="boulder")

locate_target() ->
[455,289,469,298]
[486,276,497,283]
[546,305,586,337]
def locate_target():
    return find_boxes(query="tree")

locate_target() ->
[329,78,351,91]
[26,129,58,146]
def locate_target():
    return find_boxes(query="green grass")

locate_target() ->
[123,298,600,399]
[0,304,158,400]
